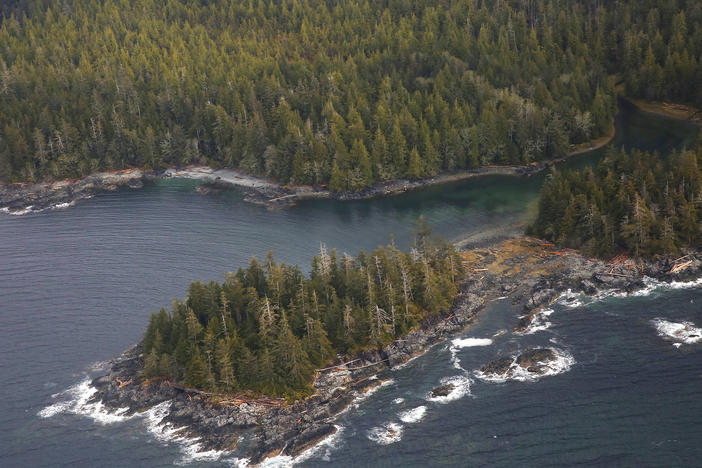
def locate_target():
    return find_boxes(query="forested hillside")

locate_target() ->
[0,1,699,187]
[140,224,462,398]
[528,146,702,259]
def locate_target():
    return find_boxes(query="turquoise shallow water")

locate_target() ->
[0,102,700,467]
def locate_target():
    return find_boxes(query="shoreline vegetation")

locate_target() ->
[624,96,702,125]
[89,236,702,464]
[0,125,617,214]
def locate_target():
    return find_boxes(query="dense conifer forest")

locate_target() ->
[140,223,462,398]
[2,0,698,187]
[528,145,702,259]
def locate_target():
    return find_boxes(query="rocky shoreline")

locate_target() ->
[90,273,488,464]
[86,237,702,464]
[0,169,159,214]
[0,135,609,214]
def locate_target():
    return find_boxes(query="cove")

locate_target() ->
[0,101,698,467]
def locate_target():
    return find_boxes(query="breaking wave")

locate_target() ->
[426,375,472,404]
[652,319,702,346]
[38,380,230,464]
[249,425,345,467]
[449,337,493,371]
[519,308,554,335]
[398,406,427,424]
[1,200,78,216]
[38,379,131,424]
[474,348,575,383]
[367,422,404,445]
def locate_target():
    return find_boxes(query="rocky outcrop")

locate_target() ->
[515,348,556,371]
[89,273,489,464]
[480,348,558,379]
[430,384,455,398]
[0,169,157,214]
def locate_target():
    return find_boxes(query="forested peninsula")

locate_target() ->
[2,0,700,190]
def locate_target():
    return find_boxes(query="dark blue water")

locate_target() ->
[1,104,700,467]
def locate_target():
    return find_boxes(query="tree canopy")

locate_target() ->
[528,144,702,259]
[141,224,462,398]
[0,0,645,184]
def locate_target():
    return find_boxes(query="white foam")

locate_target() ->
[557,289,584,308]
[367,422,403,445]
[449,337,493,371]
[426,375,472,404]
[1,199,79,216]
[652,319,702,345]
[475,348,575,383]
[40,380,230,463]
[451,337,493,348]
[38,379,132,424]
[609,276,702,299]
[250,425,344,467]
[390,348,430,371]
[392,398,405,405]
[1,205,34,215]
[398,406,427,424]
[355,379,394,401]
[519,308,554,335]
[51,201,76,210]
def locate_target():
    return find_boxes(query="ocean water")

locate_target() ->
[1,103,700,467]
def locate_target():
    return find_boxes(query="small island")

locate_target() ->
[90,177,702,462]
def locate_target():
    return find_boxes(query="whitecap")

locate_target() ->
[652,319,702,345]
[426,375,472,404]
[398,406,427,424]
[474,348,575,383]
[392,398,405,405]
[367,422,403,445]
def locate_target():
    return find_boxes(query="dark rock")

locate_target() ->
[579,279,597,295]
[480,357,514,375]
[515,348,556,369]
[431,384,455,398]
